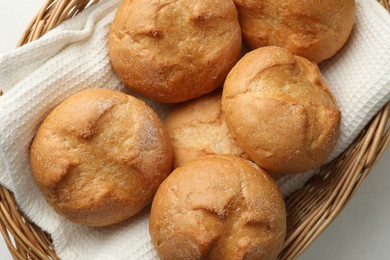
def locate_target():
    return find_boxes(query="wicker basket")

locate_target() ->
[0,0,389,259]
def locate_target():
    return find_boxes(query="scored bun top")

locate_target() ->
[165,90,247,168]
[150,155,286,260]
[222,46,341,174]
[234,0,356,63]
[109,0,242,103]
[30,88,172,226]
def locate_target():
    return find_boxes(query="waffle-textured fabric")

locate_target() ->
[0,0,389,259]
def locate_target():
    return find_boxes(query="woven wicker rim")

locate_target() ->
[0,0,389,259]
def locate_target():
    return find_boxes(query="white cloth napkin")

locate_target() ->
[0,0,389,259]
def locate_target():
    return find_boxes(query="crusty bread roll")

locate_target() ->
[234,0,356,63]
[150,155,286,260]
[108,0,242,103]
[29,88,172,227]
[222,46,341,174]
[165,90,247,168]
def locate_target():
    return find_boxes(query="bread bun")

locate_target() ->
[222,46,341,174]
[109,0,242,103]
[165,90,247,168]
[150,155,286,260]
[29,88,172,227]
[234,0,356,63]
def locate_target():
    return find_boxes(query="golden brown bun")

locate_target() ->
[29,88,172,227]
[234,0,356,63]
[165,90,247,168]
[222,47,341,174]
[108,0,242,103]
[150,155,286,260]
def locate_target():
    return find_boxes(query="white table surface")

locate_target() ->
[0,0,389,259]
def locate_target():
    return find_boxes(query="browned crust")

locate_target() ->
[108,0,242,103]
[222,47,341,174]
[165,90,247,168]
[234,0,356,63]
[29,88,172,226]
[150,155,286,260]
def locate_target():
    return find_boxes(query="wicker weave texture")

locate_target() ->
[0,0,389,259]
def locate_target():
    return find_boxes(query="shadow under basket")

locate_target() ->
[0,0,389,259]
